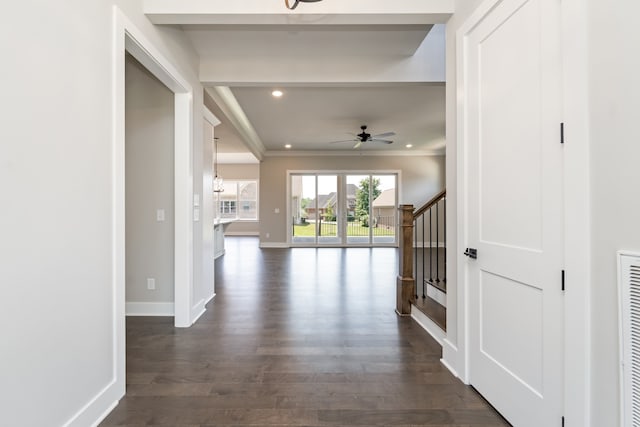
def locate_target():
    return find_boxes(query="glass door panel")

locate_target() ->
[346,175,371,244]
[291,175,317,244]
[372,174,397,244]
[317,175,339,244]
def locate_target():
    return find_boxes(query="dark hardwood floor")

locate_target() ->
[101,237,509,426]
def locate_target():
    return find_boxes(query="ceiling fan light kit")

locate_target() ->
[285,0,323,10]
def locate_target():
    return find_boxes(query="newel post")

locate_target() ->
[396,204,415,316]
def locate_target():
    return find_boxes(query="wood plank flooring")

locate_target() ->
[101,237,509,427]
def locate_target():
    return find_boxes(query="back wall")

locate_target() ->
[259,155,445,245]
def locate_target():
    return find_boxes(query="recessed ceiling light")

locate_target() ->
[406,144,413,148]
[272,90,284,98]
[285,144,292,149]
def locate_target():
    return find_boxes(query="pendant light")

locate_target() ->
[213,137,224,193]
[285,0,323,10]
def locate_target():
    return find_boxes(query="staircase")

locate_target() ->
[396,190,447,330]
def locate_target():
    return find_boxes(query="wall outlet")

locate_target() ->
[147,278,156,290]
[156,209,165,222]
[274,208,280,214]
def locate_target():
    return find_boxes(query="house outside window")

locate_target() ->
[217,180,258,220]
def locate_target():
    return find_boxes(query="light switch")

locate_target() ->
[156,209,165,222]
[193,194,200,207]
[274,208,280,214]
[193,208,200,221]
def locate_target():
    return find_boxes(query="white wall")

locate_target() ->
[588,1,640,424]
[259,155,445,245]
[125,54,175,308]
[0,1,204,425]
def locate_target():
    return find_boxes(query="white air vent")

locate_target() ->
[619,251,640,427]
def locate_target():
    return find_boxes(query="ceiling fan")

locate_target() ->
[285,0,323,10]
[330,125,396,149]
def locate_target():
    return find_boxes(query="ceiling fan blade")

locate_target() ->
[353,140,363,149]
[371,131,396,139]
[329,139,358,144]
[371,139,394,144]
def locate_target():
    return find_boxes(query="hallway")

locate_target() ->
[101,237,508,426]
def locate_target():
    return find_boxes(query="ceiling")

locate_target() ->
[229,85,445,153]
[176,6,447,162]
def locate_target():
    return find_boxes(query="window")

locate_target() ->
[220,200,236,215]
[217,180,258,220]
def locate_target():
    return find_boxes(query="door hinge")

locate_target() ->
[562,270,566,291]
[560,122,565,144]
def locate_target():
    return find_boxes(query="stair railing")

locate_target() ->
[396,190,446,316]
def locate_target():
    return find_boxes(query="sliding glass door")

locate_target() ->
[290,172,397,246]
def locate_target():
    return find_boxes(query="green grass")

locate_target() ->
[293,222,395,237]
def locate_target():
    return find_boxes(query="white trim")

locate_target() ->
[205,87,266,161]
[174,93,195,327]
[62,379,118,427]
[411,304,446,345]
[125,302,175,316]
[206,292,217,305]
[561,0,591,425]
[259,242,290,248]
[190,298,207,324]
[143,1,455,25]
[224,231,260,236]
[450,2,476,384]
[426,283,446,307]
[114,7,195,330]
[203,105,221,127]
[441,338,460,379]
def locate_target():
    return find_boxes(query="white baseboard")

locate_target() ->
[259,242,290,248]
[125,302,174,316]
[63,379,121,427]
[426,283,447,307]
[441,338,464,382]
[191,299,206,324]
[224,231,259,236]
[410,304,446,345]
[440,356,459,379]
[205,292,216,305]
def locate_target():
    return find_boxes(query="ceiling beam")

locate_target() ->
[144,0,454,25]
[199,24,445,85]
[205,87,266,162]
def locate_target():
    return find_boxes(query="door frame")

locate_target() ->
[111,4,195,409]
[451,0,591,425]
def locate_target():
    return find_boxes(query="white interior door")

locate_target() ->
[462,0,564,425]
